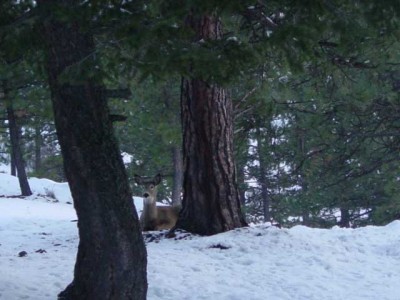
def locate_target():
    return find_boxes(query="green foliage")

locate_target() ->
[1,0,399,224]
[109,75,181,200]
[232,5,400,226]
[29,155,65,182]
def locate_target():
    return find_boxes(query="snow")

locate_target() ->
[1,172,400,300]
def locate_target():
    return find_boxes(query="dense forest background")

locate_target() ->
[1,1,399,229]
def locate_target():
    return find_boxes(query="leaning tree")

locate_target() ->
[36,1,147,299]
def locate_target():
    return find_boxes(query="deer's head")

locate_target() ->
[134,174,162,204]
[134,173,179,231]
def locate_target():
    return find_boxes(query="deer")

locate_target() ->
[134,174,180,231]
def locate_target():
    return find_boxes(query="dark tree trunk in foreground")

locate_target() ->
[175,11,247,235]
[38,2,147,299]
[3,81,32,196]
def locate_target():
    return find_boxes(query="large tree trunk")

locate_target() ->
[3,81,32,196]
[38,2,147,299]
[177,76,247,235]
[175,13,247,235]
[176,14,247,235]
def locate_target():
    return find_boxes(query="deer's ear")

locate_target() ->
[154,173,162,185]
[134,174,142,185]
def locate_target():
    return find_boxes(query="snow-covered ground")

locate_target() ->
[1,171,400,300]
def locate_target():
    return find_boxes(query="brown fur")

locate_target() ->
[134,174,180,231]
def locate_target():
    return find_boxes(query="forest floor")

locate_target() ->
[0,171,399,300]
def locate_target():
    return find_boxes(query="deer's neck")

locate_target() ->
[142,197,157,221]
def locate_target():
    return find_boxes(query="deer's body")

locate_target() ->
[134,174,180,231]
[140,203,180,231]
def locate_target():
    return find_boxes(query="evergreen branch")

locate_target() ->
[105,88,131,99]
[0,9,37,34]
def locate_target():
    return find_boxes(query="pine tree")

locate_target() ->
[36,1,147,298]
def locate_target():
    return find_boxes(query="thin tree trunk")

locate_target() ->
[10,149,16,176]
[295,121,311,226]
[171,145,183,206]
[256,127,270,222]
[38,2,147,299]
[339,206,351,228]
[161,77,183,206]
[236,159,247,207]
[34,125,42,172]
[3,80,32,196]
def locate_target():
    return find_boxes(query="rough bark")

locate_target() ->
[176,76,247,235]
[3,81,32,196]
[38,2,147,299]
[175,13,247,235]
